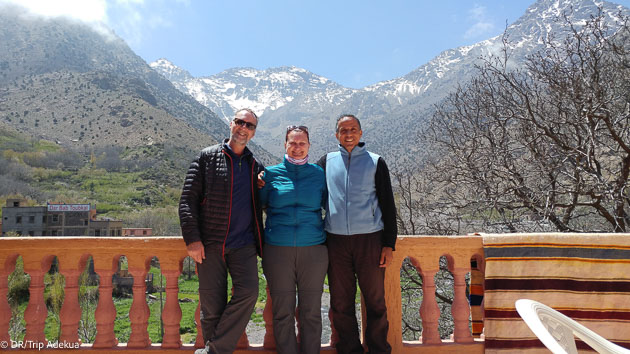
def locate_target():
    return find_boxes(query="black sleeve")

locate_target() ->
[316,154,327,170]
[375,157,397,250]
[178,151,205,245]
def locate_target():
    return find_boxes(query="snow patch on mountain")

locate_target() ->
[150,62,356,122]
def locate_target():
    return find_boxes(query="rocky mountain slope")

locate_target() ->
[0,4,276,165]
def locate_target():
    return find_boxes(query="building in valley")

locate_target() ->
[1,199,122,237]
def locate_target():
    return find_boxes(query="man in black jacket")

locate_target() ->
[179,108,264,354]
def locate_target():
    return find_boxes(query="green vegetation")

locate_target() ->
[0,128,187,233]
[0,130,60,153]
[178,276,199,344]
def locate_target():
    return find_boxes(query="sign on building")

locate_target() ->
[47,204,91,212]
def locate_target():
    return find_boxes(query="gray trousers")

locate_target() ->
[197,243,259,354]
[262,244,328,354]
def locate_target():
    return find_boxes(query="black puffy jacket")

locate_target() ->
[179,140,265,256]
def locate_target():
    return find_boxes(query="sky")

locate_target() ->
[3,0,630,89]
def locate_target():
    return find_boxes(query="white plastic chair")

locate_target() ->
[515,299,630,354]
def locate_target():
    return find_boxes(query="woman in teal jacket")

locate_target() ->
[260,125,327,354]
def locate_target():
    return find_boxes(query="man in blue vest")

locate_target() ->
[317,114,397,354]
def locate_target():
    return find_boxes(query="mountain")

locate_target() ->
[0,3,276,166]
[150,60,356,124]
[152,0,630,162]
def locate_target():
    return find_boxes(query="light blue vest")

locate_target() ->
[324,143,384,235]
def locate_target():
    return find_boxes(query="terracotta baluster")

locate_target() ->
[58,254,88,344]
[161,269,182,348]
[93,255,118,348]
[195,301,204,347]
[127,256,151,348]
[0,255,18,343]
[451,264,474,343]
[236,330,250,349]
[263,286,275,350]
[360,293,367,347]
[328,308,339,348]
[23,255,54,345]
[418,268,441,344]
[384,255,404,353]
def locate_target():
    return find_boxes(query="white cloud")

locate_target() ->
[0,0,183,46]
[106,1,175,47]
[115,0,144,4]
[0,0,107,22]
[464,4,496,39]
[465,21,495,38]
[469,4,486,20]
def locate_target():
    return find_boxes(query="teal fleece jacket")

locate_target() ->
[260,158,326,247]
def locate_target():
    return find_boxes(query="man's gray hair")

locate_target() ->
[235,108,259,121]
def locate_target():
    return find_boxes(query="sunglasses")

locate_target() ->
[286,125,309,141]
[233,118,257,131]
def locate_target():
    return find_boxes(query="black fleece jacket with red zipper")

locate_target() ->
[178,139,265,256]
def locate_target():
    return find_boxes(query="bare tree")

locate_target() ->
[393,9,630,342]
[425,10,630,233]
[124,206,181,236]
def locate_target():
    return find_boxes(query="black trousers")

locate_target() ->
[327,231,391,354]
[197,243,258,354]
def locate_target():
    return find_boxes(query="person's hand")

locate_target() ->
[187,241,205,264]
[257,171,265,189]
[379,247,393,268]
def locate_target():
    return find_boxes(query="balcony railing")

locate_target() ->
[0,236,484,353]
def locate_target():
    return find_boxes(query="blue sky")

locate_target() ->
[4,0,630,88]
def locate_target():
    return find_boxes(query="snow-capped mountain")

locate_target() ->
[152,0,630,160]
[150,60,356,123]
[362,0,628,105]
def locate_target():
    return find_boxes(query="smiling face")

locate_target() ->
[285,130,310,160]
[228,110,257,151]
[335,116,363,153]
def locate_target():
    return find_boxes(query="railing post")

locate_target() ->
[328,307,339,348]
[451,263,474,343]
[418,268,441,344]
[22,255,54,345]
[385,253,403,353]
[195,300,204,347]
[0,255,18,343]
[58,254,88,344]
[236,329,250,349]
[127,255,151,348]
[92,254,118,348]
[161,268,183,348]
